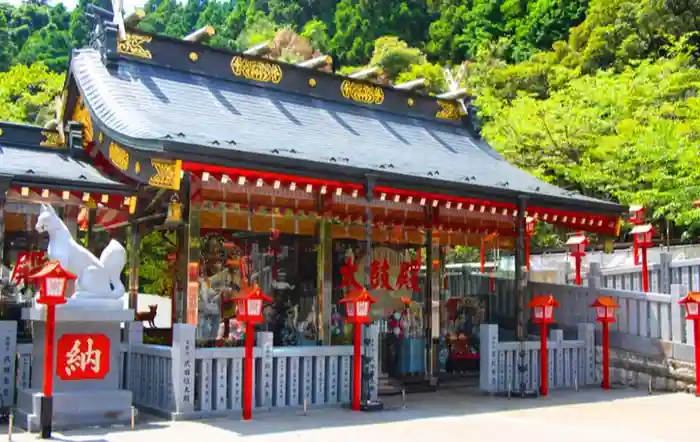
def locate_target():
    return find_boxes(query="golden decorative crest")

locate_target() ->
[40,131,64,148]
[230,56,282,84]
[71,96,93,146]
[436,100,461,120]
[189,52,199,62]
[149,159,182,191]
[108,143,129,171]
[135,162,141,174]
[0,128,4,137]
[117,34,153,59]
[340,80,384,105]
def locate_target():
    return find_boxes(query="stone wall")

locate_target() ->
[603,346,697,394]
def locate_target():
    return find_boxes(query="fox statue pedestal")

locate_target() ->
[16,305,134,431]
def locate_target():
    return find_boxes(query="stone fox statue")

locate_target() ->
[35,204,126,308]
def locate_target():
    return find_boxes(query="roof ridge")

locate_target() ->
[88,18,469,126]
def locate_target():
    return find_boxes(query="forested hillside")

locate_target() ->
[2,0,700,241]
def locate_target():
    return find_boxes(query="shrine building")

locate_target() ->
[0,8,626,407]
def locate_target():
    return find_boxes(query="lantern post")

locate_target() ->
[233,284,271,420]
[565,233,587,286]
[678,292,700,397]
[28,261,75,439]
[590,296,619,390]
[529,295,558,396]
[631,224,654,292]
[629,206,646,265]
[339,289,376,411]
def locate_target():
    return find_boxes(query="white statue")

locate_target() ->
[35,204,127,309]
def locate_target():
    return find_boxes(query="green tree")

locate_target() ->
[0,62,64,124]
[0,10,13,72]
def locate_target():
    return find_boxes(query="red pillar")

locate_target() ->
[539,321,548,396]
[352,324,362,411]
[574,255,582,286]
[243,323,254,420]
[694,320,700,397]
[43,305,56,398]
[641,247,649,292]
[633,241,639,265]
[525,237,531,271]
[602,320,610,390]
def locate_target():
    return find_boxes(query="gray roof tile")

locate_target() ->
[71,49,621,212]
[0,142,129,190]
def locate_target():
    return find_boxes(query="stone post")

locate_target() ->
[670,284,687,345]
[0,321,17,408]
[256,331,274,408]
[659,252,673,294]
[171,323,196,417]
[588,262,601,289]
[578,323,596,385]
[479,324,498,393]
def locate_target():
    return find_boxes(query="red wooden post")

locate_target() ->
[566,233,587,286]
[641,248,649,292]
[695,321,700,397]
[631,224,653,293]
[574,254,582,286]
[591,296,618,391]
[602,320,610,390]
[678,292,700,397]
[339,289,376,412]
[233,284,271,421]
[243,323,254,420]
[44,305,56,398]
[539,321,548,396]
[28,261,75,439]
[529,295,558,397]
[352,324,362,411]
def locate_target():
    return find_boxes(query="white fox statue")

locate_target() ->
[35,203,127,309]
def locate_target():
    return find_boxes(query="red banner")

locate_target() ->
[10,251,47,285]
[339,258,420,292]
[57,334,111,380]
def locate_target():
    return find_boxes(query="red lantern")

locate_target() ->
[628,205,646,225]
[233,284,271,420]
[233,284,271,325]
[631,224,654,292]
[590,296,619,391]
[339,289,376,411]
[529,295,559,397]
[679,292,700,321]
[591,296,618,323]
[525,217,536,270]
[565,233,587,286]
[529,295,558,325]
[678,292,700,397]
[30,261,75,306]
[339,289,376,326]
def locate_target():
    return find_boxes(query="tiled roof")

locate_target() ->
[70,42,625,218]
[0,121,132,191]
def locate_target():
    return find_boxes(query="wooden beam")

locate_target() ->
[244,41,271,56]
[348,66,381,79]
[184,25,216,43]
[436,88,468,100]
[297,55,333,70]
[393,78,426,91]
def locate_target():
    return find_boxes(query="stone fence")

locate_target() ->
[0,322,380,418]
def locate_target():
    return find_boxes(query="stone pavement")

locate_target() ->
[2,388,698,442]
